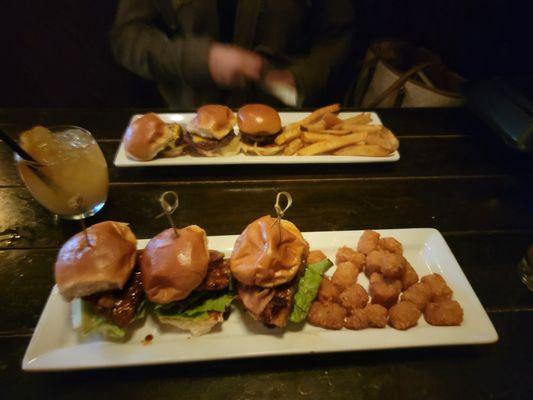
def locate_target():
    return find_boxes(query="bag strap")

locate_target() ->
[366,61,436,108]
[344,48,381,106]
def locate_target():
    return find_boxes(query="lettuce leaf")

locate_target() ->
[154,291,234,321]
[71,298,146,340]
[290,258,333,323]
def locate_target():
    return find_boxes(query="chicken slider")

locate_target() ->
[54,221,145,339]
[142,225,233,336]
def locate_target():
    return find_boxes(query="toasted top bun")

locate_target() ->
[55,221,137,300]
[187,104,236,140]
[124,113,174,161]
[141,225,210,304]
[237,104,281,136]
[230,215,309,287]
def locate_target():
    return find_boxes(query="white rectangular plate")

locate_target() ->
[23,228,496,371]
[113,112,400,166]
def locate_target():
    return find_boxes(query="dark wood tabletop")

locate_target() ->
[1,107,532,399]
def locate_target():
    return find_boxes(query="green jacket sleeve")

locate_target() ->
[288,0,354,104]
[110,0,214,88]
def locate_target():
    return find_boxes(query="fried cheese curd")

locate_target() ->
[308,249,327,264]
[364,256,381,277]
[364,304,388,328]
[366,249,405,279]
[424,300,463,326]
[369,273,402,308]
[421,273,453,301]
[344,308,369,330]
[307,301,346,330]
[388,301,421,330]
[335,246,365,270]
[331,261,359,290]
[401,261,419,290]
[379,237,403,255]
[344,303,389,330]
[339,283,369,311]
[401,282,431,311]
[317,276,340,303]
[357,230,380,255]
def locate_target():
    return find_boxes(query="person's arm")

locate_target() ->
[110,0,214,88]
[287,0,355,103]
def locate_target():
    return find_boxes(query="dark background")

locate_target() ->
[0,0,531,107]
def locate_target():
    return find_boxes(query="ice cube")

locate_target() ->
[20,126,93,164]
[55,128,93,149]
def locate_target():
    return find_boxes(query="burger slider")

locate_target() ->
[142,225,234,336]
[54,221,146,340]
[124,112,185,161]
[238,104,284,155]
[230,215,309,328]
[185,104,241,157]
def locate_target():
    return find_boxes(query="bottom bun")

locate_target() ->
[157,312,223,336]
[241,142,283,156]
[160,144,187,157]
[196,135,242,157]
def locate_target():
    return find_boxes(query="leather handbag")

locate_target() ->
[348,40,466,108]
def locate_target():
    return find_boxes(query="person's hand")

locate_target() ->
[208,43,264,88]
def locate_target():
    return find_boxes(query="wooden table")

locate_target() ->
[1,108,532,399]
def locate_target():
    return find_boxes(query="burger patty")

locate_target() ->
[240,131,279,146]
[196,250,230,291]
[84,268,144,327]
[183,129,236,151]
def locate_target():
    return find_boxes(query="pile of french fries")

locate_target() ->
[275,104,400,156]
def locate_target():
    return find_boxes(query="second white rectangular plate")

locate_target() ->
[114,112,400,166]
[22,228,496,371]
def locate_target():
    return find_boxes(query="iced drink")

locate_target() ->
[16,126,108,219]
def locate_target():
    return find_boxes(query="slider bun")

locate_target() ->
[187,104,236,140]
[241,142,283,155]
[230,215,309,287]
[55,221,137,300]
[141,225,210,304]
[237,104,281,136]
[124,113,174,161]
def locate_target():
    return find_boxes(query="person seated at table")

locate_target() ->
[110,0,354,108]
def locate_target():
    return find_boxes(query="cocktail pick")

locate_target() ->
[271,191,293,236]
[156,191,180,237]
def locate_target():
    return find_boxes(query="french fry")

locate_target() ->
[365,128,399,152]
[275,127,301,145]
[334,144,391,157]
[302,120,327,131]
[283,138,304,155]
[304,129,352,135]
[344,124,383,132]
[343,113,372,124]
[332,113,372,129]
[302,131,367,144]
[297,133,368,156]
[298,103,340,125]
[322,112,342,128]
